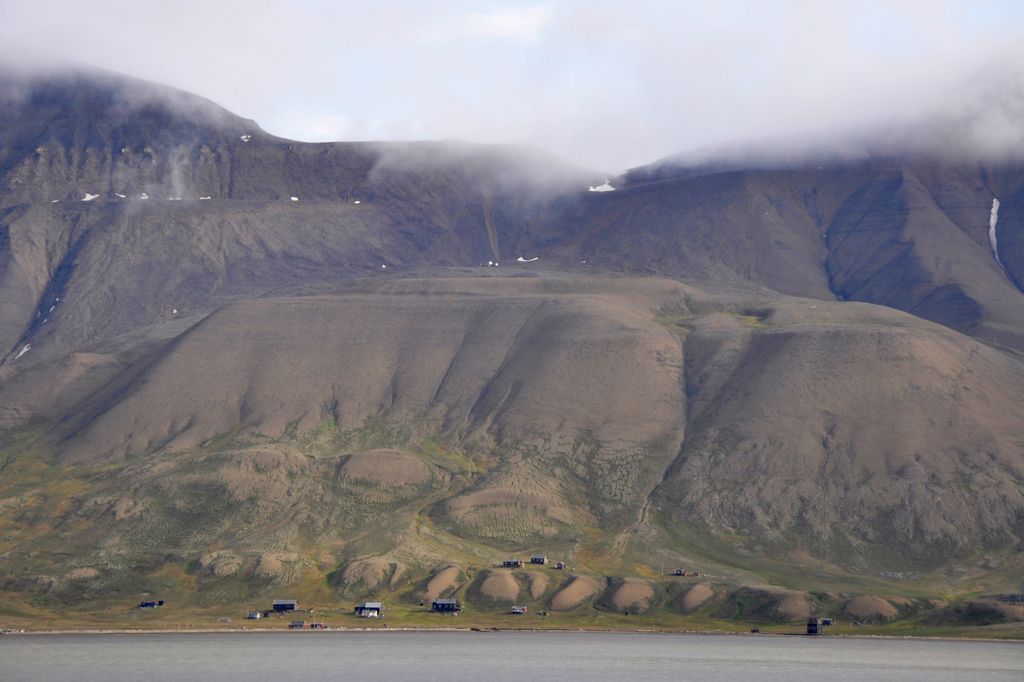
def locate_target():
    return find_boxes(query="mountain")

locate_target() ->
[1,67,1023,628]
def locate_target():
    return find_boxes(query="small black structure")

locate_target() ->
[530,555,547,565]
[138,600,165,608]
[432,598,462,614]
[502,559,523,568]
[807,617,833,635]
[273,599,299,613]
[354,602,384,618]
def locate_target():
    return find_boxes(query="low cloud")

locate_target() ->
[1,1,1023,171]
[421,4,555,43]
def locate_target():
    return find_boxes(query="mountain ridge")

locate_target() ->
[1,67,1022,627]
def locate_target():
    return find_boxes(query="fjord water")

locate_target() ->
[3,632,1023,681]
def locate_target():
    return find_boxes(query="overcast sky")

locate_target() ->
[2,0,1023,171]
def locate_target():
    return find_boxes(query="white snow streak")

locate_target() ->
[989,197,1002,267]
[115,193,126,198]
[290,196,299,201]
[199,196,212,200]
[516,256,539,262]
[587,180,615,192]
[14,344,31,360]
[240,134,251,142]
[82,193,99,201]
[140,193,149,200]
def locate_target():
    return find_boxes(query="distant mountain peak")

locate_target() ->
[0,64,263,158]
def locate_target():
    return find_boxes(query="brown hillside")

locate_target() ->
[479,570,521,602]
[340,450,434,487]
[2,69,1024,612]
[551,576,602,611]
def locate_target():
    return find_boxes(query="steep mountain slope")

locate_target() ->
[0,67,595,363]
[548,160,1024,349]
[4,69,1024,368]
[1,67,1023,618]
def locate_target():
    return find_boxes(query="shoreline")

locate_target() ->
[4,626,1022,644]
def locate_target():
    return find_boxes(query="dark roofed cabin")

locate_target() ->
[354,602,384,618]
[530,555,547,565]
[273,599,299,612]
[807,617,832,635]
[138,600,165,608]
[502,559,523,568]
[431,598,461,614]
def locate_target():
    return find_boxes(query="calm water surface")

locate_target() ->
[2,631,1022,681]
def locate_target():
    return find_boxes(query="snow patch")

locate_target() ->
[516,256,539,262]
[381,264,387,269]
[587,180,615,192]
[172,308,178,315]
[353,200,361,204]
[199,196,211,200]
[169,196,182,201]
[50,199,59,203]
[240,134,251,142]
[82,193,99,202]
[48,305,55,313]
[989,197,1002,268]
[14,344,31,360]
[140,193,149,200]
[115,193,126,198]
[290,196,299,201]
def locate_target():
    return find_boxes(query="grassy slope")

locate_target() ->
[1,420,1021,638]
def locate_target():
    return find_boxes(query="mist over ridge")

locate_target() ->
[3,1,1024,171]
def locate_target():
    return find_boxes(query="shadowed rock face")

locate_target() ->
[1,68,1024,600]
[558,161,1024,348]
[3,70,1024,366]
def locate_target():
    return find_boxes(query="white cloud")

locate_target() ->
[423,4,554,43]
